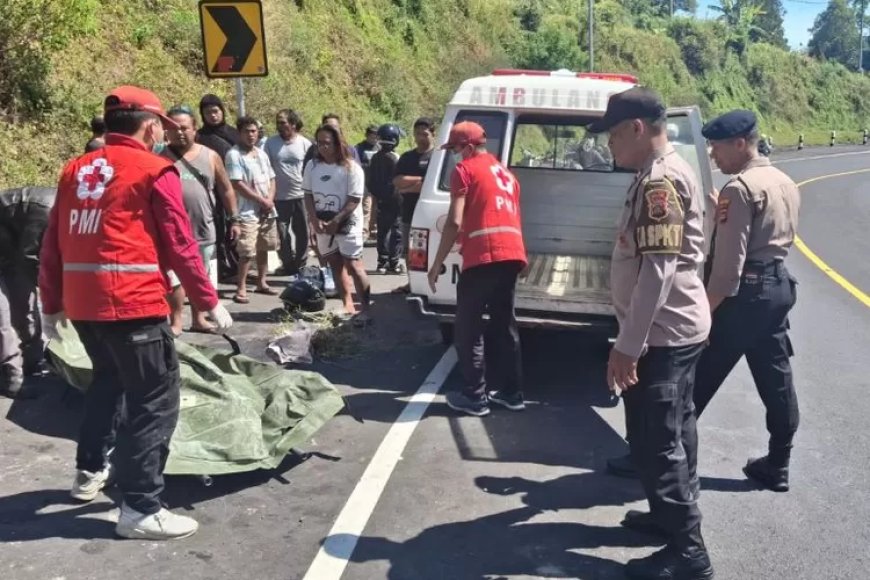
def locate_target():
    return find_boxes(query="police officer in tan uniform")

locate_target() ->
[697,110,800,492]
[590,87,714,580]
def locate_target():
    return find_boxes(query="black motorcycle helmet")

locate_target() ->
[280,279,326,313]
[377,123,401,148]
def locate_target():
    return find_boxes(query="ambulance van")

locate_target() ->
[406,69,715,342]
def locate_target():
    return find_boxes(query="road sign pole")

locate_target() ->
[235,77,246,117]
[587,0,594,72]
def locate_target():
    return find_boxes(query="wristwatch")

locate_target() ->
[228,214,241,224]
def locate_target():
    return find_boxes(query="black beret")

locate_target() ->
[701,110,757,140]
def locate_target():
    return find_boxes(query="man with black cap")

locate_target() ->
[40,85,233,540]
[698,109,800,492]
[590,87,714,579]
[196,94,241,281]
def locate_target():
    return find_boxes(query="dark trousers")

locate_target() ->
[275,198,309,272]
[624,342,705,544]
[73,318,180,515]
[375,199,402,266]
[455,261,524,400]
[215,207,238,281]
[695,261,799,465]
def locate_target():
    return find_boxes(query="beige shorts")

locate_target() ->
[237,217,278,260]
[167,244,215,288]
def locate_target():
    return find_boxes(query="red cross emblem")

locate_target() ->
[490,164,515,195]
[76,158,114,201]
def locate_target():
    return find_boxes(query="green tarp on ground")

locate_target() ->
[46,325,345,476]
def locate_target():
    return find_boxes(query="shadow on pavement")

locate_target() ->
[5,376,83,442]
[338,473,655,579]
[0,489,117,542]
[699,476,757,493]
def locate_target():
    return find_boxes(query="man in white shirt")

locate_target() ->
[264,110,313,275]
[225,116,278,303]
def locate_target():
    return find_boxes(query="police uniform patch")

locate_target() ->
[717,197,730,223]
[635,178,684,254]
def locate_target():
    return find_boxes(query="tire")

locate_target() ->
[438,322,454,345]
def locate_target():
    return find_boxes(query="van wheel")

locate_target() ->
[438,322,454,345]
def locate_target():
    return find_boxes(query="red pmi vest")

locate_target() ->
[456,152,527,271]
[56,144,175,321]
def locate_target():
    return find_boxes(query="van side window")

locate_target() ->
[509,116,614,172]
[664,113,704,187]
[437,111,508,192]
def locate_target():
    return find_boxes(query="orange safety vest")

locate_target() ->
[456,152,527,271]
[56,144,176,321]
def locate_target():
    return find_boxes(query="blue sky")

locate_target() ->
[696,0,825,49]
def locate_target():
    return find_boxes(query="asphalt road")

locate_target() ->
[2,146,869,580]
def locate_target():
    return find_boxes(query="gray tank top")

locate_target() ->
[165,146,216,245]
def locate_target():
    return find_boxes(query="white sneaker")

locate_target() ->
[115,504,199,540]
[70,465,113,502]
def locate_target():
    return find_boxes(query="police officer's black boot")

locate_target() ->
[606,452,638,478]
[625,525,714,580]
[621,510,669,539]
[743,454,789,492]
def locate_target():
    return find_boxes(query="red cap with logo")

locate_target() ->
[440,121,487,150]
[104,85,179,130]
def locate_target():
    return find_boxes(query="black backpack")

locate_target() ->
[280,279,326,313]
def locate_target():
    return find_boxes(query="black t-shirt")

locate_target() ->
[367,150,400,206]
[395,147,433,223]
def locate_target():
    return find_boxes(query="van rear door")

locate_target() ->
[663,106,716,256]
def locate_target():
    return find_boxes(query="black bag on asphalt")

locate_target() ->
[297,265,325,291]
[281,279,327,313]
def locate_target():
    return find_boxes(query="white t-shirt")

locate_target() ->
[225,146,276,221]
[302,159,365,233]
[264,134,312,200]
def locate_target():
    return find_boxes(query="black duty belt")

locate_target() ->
[742,259,786,283]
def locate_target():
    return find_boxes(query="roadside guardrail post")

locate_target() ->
[798,134,804,150]
[863,129,868,145]
[830,130,836,147]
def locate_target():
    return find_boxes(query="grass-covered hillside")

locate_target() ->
[2,0,869,188]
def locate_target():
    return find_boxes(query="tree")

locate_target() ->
[710,0,767,55]
[0,0,97,118]
[509,14,586,71]
[809,0,859,68]
[754,0,788,48]
[624,0,698,19]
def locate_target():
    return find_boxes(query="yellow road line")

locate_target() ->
[795,169,870,308]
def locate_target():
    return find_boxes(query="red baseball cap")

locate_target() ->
[104,85,179,130]
[440,121,487,150]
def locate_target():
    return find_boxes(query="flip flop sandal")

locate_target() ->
[254,287,279,296]
[233,294,250,304]
[188,326,218,335]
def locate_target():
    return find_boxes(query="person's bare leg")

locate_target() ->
[256,250,271,291]
[167,285,185,336]
[236,259,251,299]
[190,305,214,331]
[340,262,354,312]
[327,254,355,315]
[347,259,371,313]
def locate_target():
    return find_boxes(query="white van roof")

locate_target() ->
[449,69,638,114]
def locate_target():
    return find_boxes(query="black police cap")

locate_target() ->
[701,110,757,140]
[587,87,666,134]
